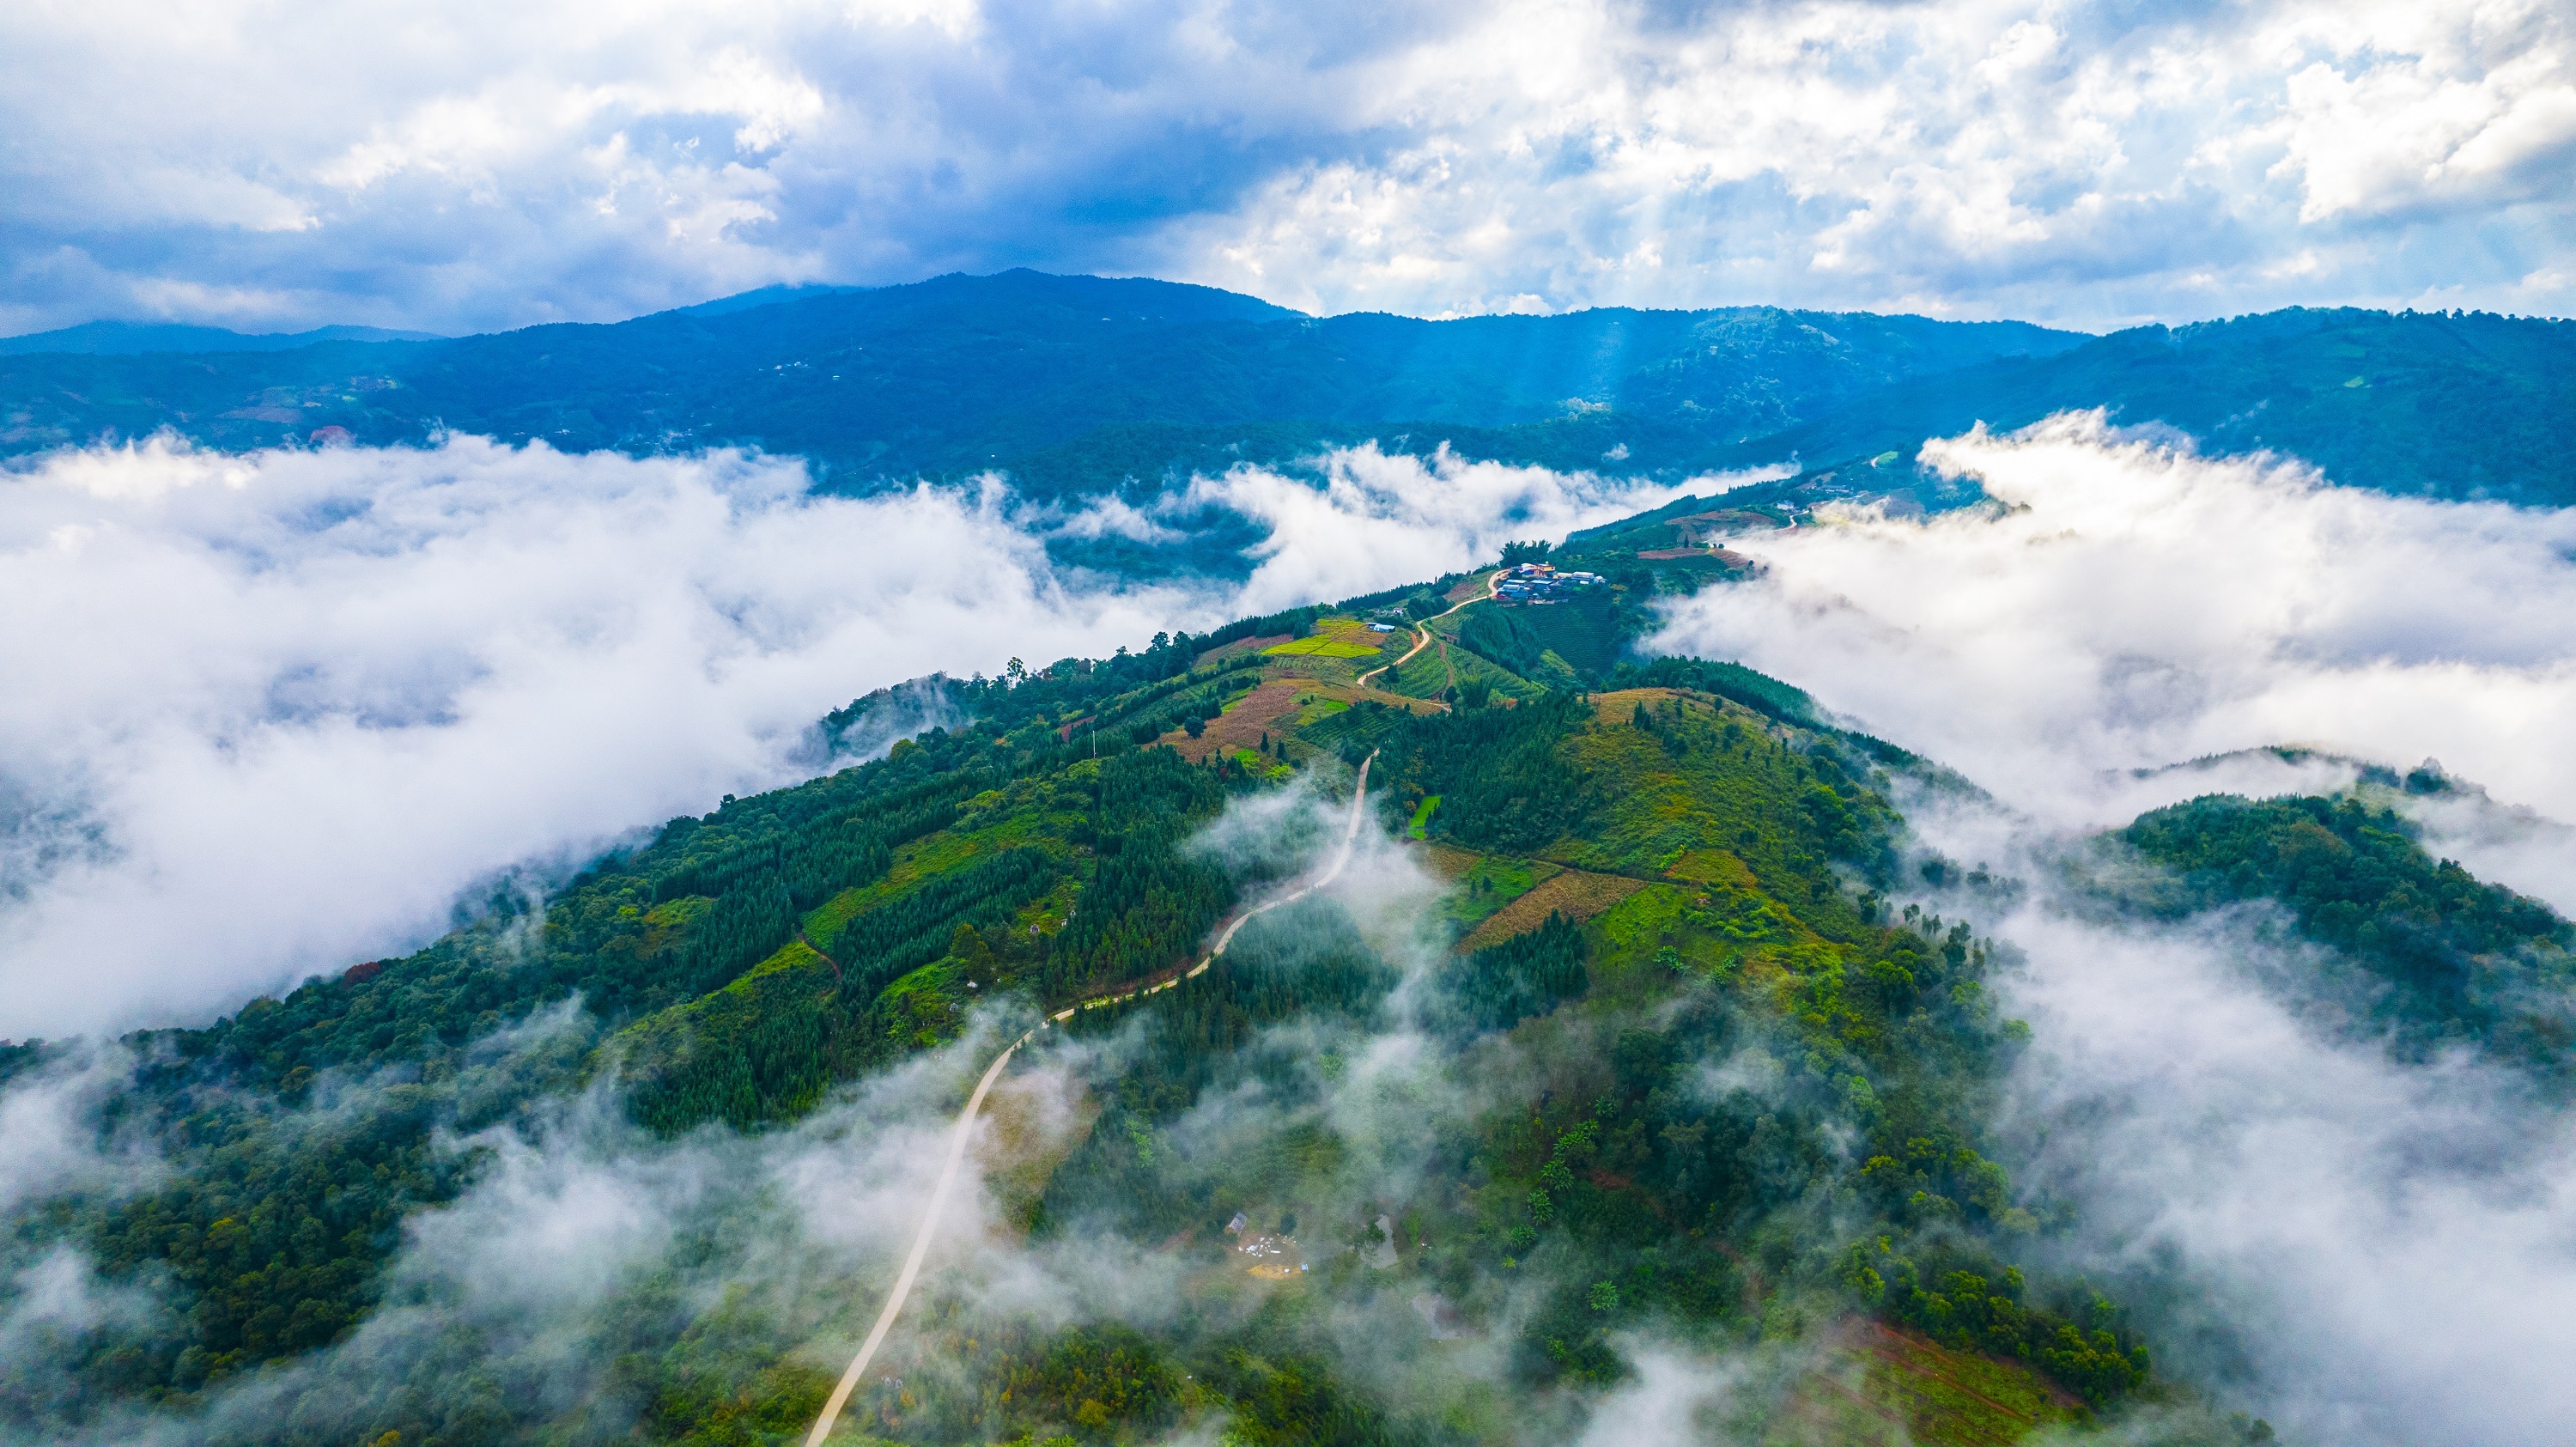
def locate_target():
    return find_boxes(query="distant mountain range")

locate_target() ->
[0,319,446,356]
[4,271,2570,509]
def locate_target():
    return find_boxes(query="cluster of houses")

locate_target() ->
[1226,1212,1308,1278]
[1494,562,1603,605]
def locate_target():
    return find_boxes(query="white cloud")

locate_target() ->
[0,434,1679,1039]
[1178,443,1751,615]
[2,0,2571,335]
[0,1045,163,1216]
[1114,0,2576,325]
[1684,412,2576,1441]
[1947,853,2576,1446]
[1638,410,2576,1436]
[1648,411,2576,906]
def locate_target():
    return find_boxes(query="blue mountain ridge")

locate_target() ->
[3,271,2567,512]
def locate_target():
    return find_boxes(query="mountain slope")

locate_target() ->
[17,564,2527,1444]
[1728,307,2576,506]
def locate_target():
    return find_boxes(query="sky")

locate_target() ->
[3,0,2573,337]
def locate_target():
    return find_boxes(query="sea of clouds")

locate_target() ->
[0,435,1697,1038]
[1649,415,2576,1445]
[1653,411,2576,907]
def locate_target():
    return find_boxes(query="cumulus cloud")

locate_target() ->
[3,0,2571,334]
[1649,410,2576,906]
[0,435,1680,1038]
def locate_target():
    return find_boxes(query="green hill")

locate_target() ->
[3,566,2524,1447]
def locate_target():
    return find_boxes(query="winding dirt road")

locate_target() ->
[803,751,1379,1445]
[1355,572,1499,690]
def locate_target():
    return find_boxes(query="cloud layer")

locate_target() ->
[1647,415,2576,1439]
[1985,891,2576,1447]
[1649,412,2576,905]
[3,0,2571,335]
[0,435,1683,1039]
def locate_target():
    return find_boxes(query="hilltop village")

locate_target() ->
[1492,561,1604,605]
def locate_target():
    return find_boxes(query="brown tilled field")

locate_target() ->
[1416,842,1485,881]
[1163,678,1309,763]
[1455,867,1646,951]
[1589,686,1686,723]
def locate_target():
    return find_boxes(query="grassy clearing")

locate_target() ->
[1015,874,1082,936]
[1291,683,1447,749]
[1263,617,1394,660]
[1771,1322,2081,1447]
[1555,690,1847,898]
[1386,640,1446,698]
[608,939,836,1091]
[1195,633,1291,666]
[1265,637,1383,659]
[1387,632,1544,703]
[877,956,965,1050]
[1437,852,1560,932]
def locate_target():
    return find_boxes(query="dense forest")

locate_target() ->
[0,271,2075,496]
[4,543,2555,1447]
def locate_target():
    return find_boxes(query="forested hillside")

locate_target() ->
[1727,307,2576,507]
[2114,793,2576,1073]
[0,271,2070,493]
[3,547,2556,1447]
[9,276,2570,511]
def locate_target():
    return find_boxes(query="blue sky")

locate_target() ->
[3,0,2571,337]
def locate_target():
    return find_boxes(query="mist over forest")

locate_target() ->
[5,8,2575,1435]
[5,339,2574,1444]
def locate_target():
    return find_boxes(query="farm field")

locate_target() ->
[1262,616,1394,659]
[1455,864,1646,951]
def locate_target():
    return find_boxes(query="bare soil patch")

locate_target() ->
[1163,678,1309,762]
[1456,867,1647,951]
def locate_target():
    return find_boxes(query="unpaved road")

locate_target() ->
[804,751,1379,1445]
[1356,572,1498,690]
